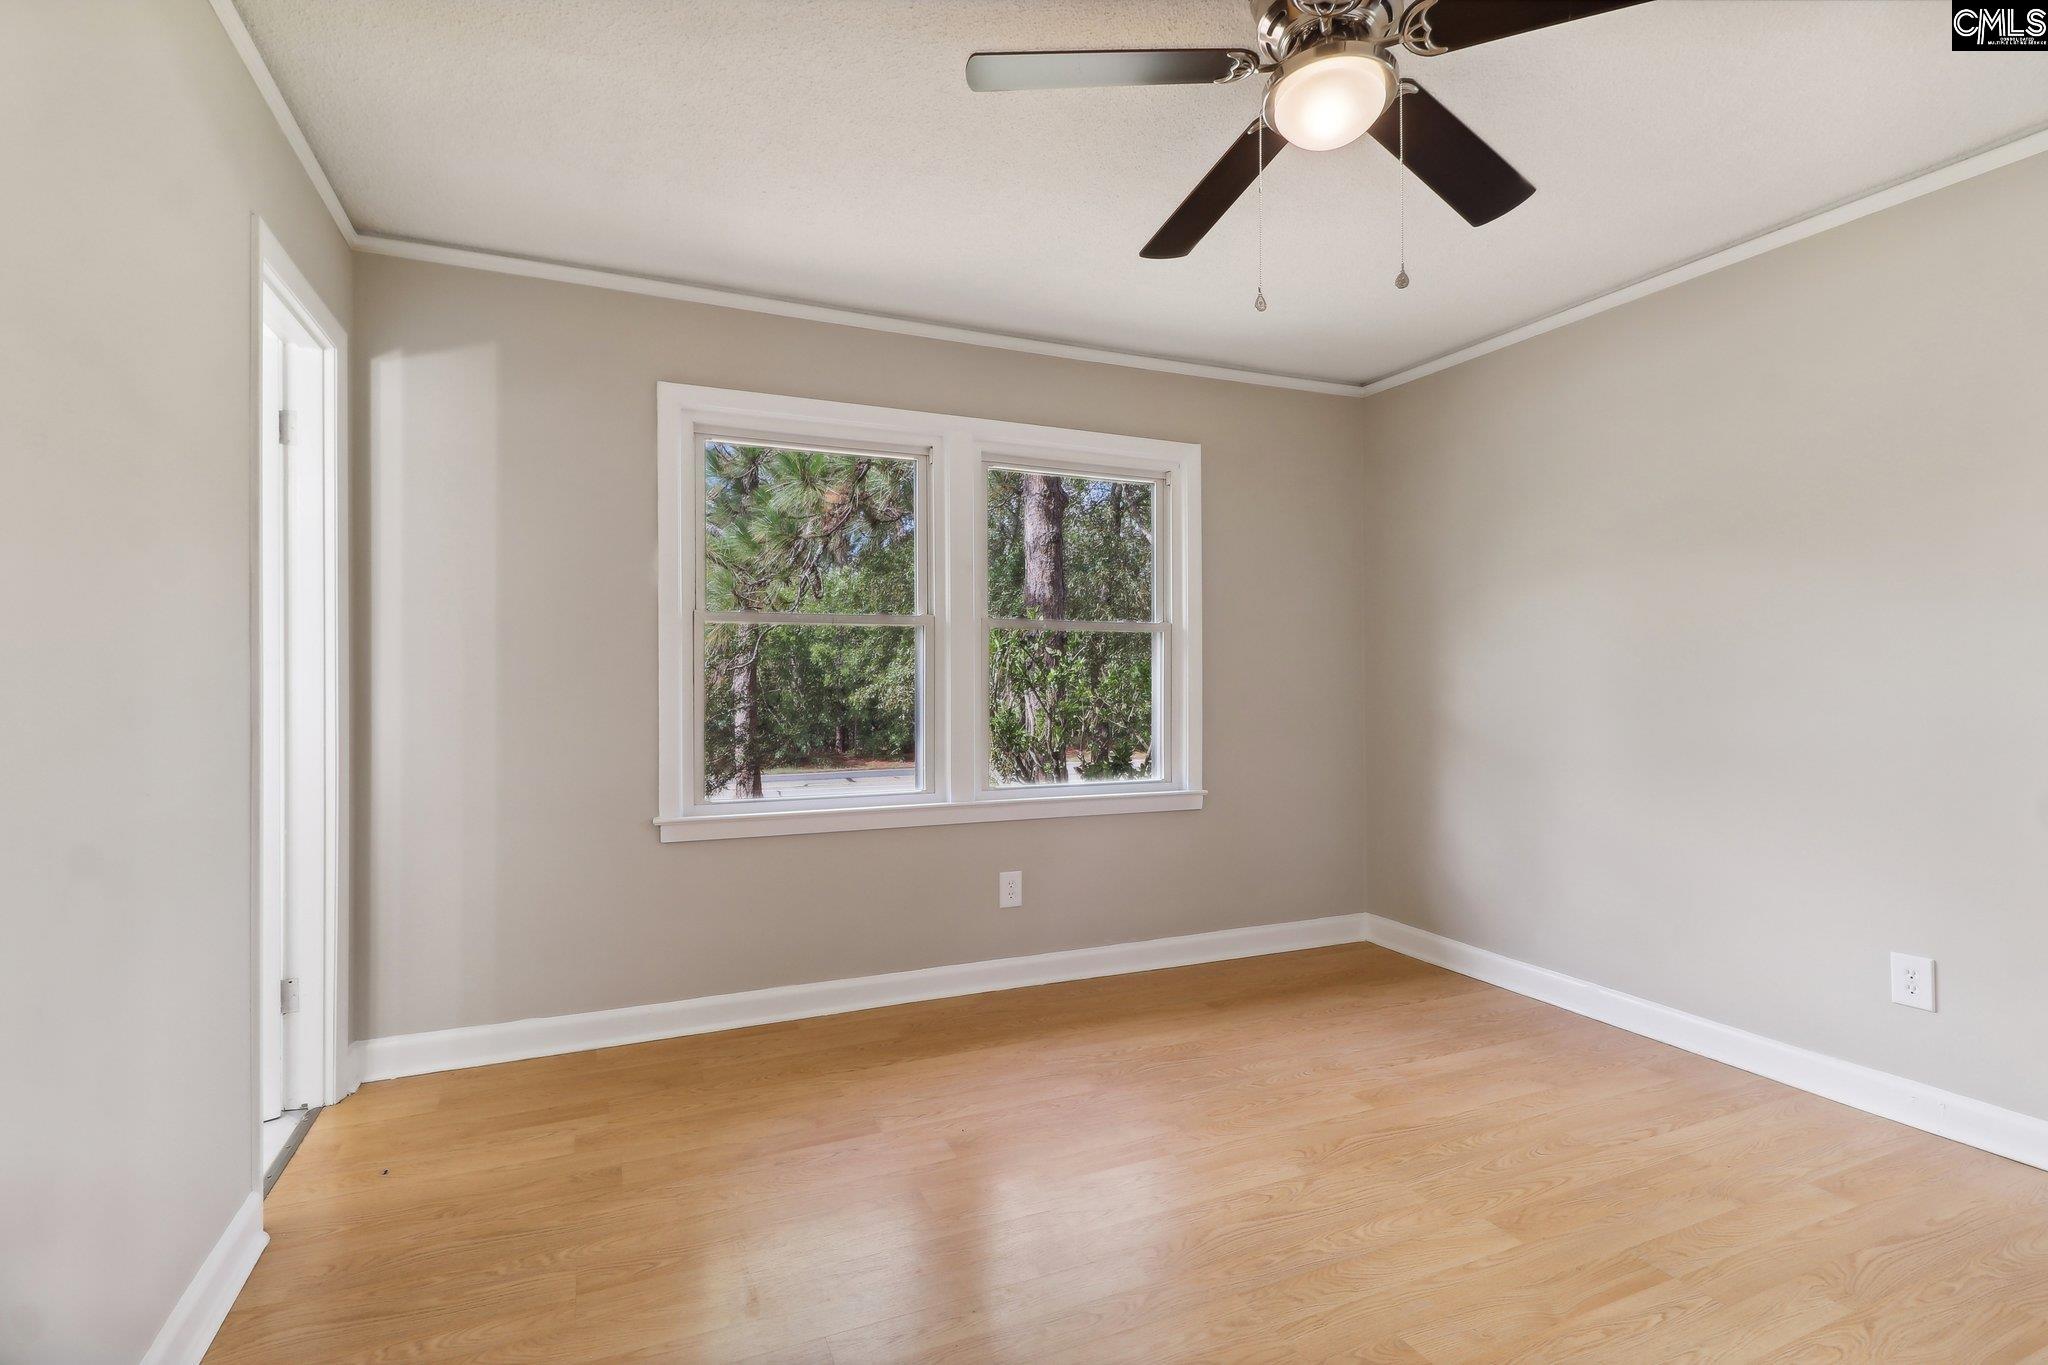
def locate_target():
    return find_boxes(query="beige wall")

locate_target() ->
[1361,153,2048,1121]
[0,3,351,1360]
[350,253,1367,1040]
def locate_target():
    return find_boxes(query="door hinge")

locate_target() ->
[280,976,301,1015]
[277,408,295,446]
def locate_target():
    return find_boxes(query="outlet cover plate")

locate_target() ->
[998,870,1024,909]
[1890,952,1936,1011]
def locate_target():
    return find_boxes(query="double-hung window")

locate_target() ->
[657,384,1201,840]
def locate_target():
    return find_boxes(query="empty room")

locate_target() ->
[7,0,2048,1360]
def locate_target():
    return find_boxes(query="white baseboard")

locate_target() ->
[1361,913,2048,1172]
[354,908,2046,1172]
[140,1191,267,1365]
[357,914,1370,1082]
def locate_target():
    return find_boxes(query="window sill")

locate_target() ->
[655,789,1205,842]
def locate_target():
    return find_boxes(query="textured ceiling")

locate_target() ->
[236,0,2048,386]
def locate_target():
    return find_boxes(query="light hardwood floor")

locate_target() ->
[209,944,2048,1362]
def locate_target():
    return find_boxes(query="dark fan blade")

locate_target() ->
[1370,83,1532,227]
[1405,0,1650,54]
[966,48,1256,92]
[1141,119,1287,259]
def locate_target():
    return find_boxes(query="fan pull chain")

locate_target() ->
[1254,117,1268,312]
[1394,77,1410,290]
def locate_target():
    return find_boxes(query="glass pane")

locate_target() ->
[703,624,918,801]
[987,628,1155,786]
[986,469,1154,622]
[704,442,917,614]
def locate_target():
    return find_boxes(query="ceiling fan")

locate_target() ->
[966,0,1648,258]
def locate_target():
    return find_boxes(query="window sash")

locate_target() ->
[702,610,931,629]
[687,435,937,813]
[972,458,1175,800]
[984,617,1161,635]
[984,464,1164,626]
[698,439,929,620]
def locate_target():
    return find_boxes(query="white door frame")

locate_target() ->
[257,306,291,1124]
[249,218,353,1164]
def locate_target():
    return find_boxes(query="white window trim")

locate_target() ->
[655,382,1203,842]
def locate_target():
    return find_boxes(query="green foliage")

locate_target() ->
[702,444,917,797]
[986,470,1154,621]
[704,443,915,614]
[985,469,1156,785]
[703,623,915,797]
[988,629,1153,785]
[699,446,1158,797]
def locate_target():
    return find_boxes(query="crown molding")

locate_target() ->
[206,0,1365,397]
[212,2,2048,404]
[209,0,358,247]
[349,233,1370,396]
[1358,122,2048,396]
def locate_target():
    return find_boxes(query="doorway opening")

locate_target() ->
[254,222,349,1193]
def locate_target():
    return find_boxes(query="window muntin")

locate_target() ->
[697,439,927,805]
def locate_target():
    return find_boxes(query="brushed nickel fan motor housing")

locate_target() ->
[1249,0,1395,63]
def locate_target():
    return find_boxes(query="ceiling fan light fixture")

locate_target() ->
[1262,40,1395,152]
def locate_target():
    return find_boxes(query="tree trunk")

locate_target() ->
[731,627,764,799]
[1021,474,1069,620]
[1020,474,1069,783]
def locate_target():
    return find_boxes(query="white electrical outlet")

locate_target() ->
[998,870,1024,909]
[1890,953,1936,1011]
